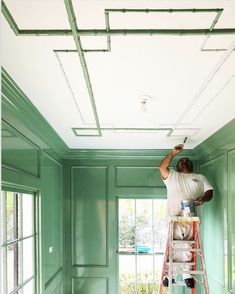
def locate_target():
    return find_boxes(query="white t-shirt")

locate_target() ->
[163,170,213,216]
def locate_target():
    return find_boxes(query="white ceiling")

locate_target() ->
[2,0,235,149]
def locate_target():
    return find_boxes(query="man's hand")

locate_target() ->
[194,196,204,206]
[172,144,184,156]
[195,190,213,206]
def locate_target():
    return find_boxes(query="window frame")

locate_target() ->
[117,197,168,293]
[1,190,38,294]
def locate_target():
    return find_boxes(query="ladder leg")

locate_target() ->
[158,221,171,294]
[197,222,210,294]
[192,221,197,294]
[168,221,174,294]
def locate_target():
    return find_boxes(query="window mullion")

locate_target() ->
[152,199,155,290]
[2,192,8,294]
[3,247,8,294]
[33,194,38,294]
[9,276,35,294]
[14,193,19,289]
[134,199,137,294]
[19,193,24,292]
[1,234,36,247]
[2,191,7,245]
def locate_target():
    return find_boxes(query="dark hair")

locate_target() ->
[176,157,193,171]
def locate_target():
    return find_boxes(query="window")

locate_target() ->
[118,199,168,294]
[1,191,37,294]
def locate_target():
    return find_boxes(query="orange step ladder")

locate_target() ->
[158,216,209,294]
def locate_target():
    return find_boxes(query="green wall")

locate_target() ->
[2,68,235,294]
[194,118,235,294]
[1,134,64,294]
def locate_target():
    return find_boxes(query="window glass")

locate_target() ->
[136,227,153,253]
[119,199,135,253]
[155,254,164,280]
[136,199,152,227]
[6,192,14,241]
[22,194,33,237]
[23,238,34,281]
[153,199,168,253]
[137,255,153,282]
[23,279,35,294]
[7,243,20,293]
[119,255,136,293]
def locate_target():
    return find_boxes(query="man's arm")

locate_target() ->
[159,144,184,180]
[195,190,213,206]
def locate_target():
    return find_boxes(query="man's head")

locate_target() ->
[176,157,193,173]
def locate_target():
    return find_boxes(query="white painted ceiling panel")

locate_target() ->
[56,52,97,125]
[2,0,235,149]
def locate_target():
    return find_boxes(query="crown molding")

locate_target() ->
[65,148,197,160]
[1,68,69,160]
[194,118,235,161]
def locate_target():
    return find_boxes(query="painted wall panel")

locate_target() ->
[71,166,107,266]
[228,149,235,293]
[200,155,227,291]
[2,121,39,177]
[72,277,108,294]
[41,152,63,288]
[116,166,163,187]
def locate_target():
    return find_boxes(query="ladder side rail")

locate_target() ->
[168,220,174,294]
[194,224,203,290]
[197,222,210,294]
[192,220,197,294]
[158,221,171,294]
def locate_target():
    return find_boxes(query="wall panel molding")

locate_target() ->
[71,166,108,267]
[72,277,108,294]
[115,166,163,187]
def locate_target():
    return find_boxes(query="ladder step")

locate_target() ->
[167,262,194,265]
[172,240,195,244]
[167,280,204,286]
[165,270,205,275]
[172,248,201,252]
[172,281,187,287]
[169,216,200,222]
[194,280,204,285]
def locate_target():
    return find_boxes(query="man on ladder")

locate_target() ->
[159,143,213,290]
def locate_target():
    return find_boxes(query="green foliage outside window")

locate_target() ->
[120,273,167,294]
